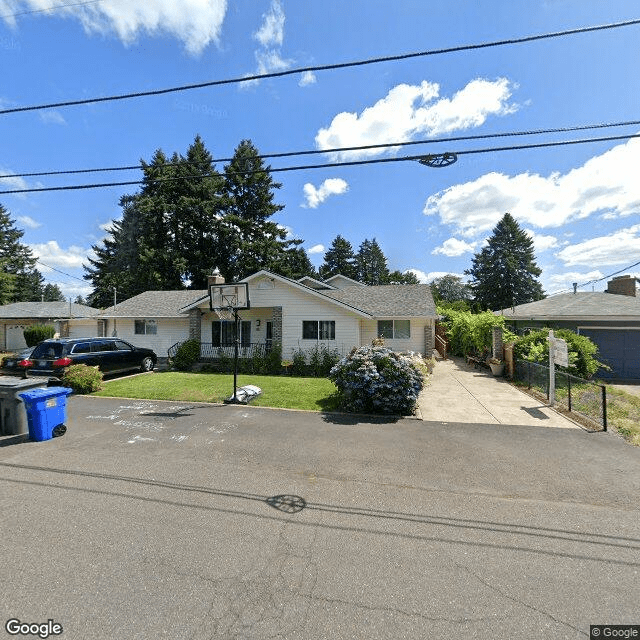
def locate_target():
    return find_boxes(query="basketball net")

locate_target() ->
[213,306,235,322]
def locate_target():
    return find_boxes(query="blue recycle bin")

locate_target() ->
[19,387,73,442]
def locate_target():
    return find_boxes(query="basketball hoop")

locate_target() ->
[209,281,251,404]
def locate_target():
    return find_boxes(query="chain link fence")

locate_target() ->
[513,360,607,430]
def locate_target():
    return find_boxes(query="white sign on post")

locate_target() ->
[553,338,569,368]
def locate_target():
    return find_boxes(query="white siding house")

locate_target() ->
[80,270,437,361]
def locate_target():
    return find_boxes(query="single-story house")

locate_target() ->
[82,270,437,361]
[0,301,100,351]
[496,275,640,379]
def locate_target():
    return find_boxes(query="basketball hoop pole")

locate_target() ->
[232,308,240,403]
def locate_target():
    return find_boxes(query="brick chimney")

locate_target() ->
[207,269,225,288]
[605,275,637,297]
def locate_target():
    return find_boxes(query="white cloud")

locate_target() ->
[16,215,41,229]
[556,224,640,267]
[315,77,516,160]
[525,229,559,252]
[39,110,66,125]
[29,240,94,270]
[406,269,467,284]
[299,70,316,87]
[253,0,284,47]
[307,244,324,255]
[544,270,604,294]
[425,136,640,236]
[3,0,227,56]
[0,168,29,198]
[241,0,292,87]
[302,178,349,208]
[431,237,476,257]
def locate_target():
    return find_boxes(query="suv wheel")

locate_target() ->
[140,357,154,372]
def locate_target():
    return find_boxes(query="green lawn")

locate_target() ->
[93,371,340,412]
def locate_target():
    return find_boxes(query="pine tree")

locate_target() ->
[319,235,357,280]
[222,139,290,281]
[0,204,38,303]
[356,238,390,285]
[465,212,544,310]
[42,283,66,301]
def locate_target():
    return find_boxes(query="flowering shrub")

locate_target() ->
[329,345,424,415]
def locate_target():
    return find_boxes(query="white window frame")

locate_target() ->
[302,320,336,341]
[134,319,157,335]
[377,319,411,339]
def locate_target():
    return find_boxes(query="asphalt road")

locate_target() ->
[1,396,639,639]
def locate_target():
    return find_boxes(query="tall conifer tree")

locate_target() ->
[465,212,544,310]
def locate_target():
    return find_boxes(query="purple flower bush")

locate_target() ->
[329,345,425,415]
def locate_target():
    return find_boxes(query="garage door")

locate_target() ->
[580,328,640,379]
[6,325,28,350]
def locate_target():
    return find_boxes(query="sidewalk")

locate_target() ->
[417,356,580,428]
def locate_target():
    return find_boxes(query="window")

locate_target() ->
[302,320,335,340]
[135,319,157,335]
[212,321,251,347]
[377,319,410,339]
[71,342,92,354]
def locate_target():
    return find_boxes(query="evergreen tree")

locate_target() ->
[319,235,357,280]
[0,204,38,303]
[356,238,390,285]
[273,246,317,280]
[222,139,290,281]
[74,295,87,305]
[42,283,66,302]
[465,213,544,310]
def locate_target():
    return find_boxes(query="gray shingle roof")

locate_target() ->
[0,301,99,319]
[497,292,640,319]
[97,290,207,318]
[322,284,436,317]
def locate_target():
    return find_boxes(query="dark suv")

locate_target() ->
[20,338,157,379]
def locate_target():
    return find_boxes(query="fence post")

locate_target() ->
[567,376,572,412]
[601,385,607,431]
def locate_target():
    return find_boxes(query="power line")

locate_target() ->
[3,118,640,180]
[0,0,103,20]
[2,17,640,115]
[2,131,639,195]
[35,259,88,282]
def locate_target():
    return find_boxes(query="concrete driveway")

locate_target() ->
[1,394,638,639]
[418,357,580,428]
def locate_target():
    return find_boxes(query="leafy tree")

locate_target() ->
[74,295,87,305]
[430,274,473,303]
[465,213,544,310]
[0,204,38,303]
[319,235,357,280]
[388,270,420,284]
[356,238,390,285]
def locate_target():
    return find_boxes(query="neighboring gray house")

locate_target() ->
[0,301,100,351]
[497,275,640,379]
[82,269,437,361]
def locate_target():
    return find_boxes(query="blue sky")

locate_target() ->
[1,0,639,301]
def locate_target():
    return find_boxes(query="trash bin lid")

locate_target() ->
[18,386,73,402]
[0,376,51,390]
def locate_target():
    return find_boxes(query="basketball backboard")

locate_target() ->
[209,282,250,311]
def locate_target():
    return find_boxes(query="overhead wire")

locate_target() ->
[2,118,640,180]
[2,17,640,115]
[0,0,103,20]
[2,131,639,195]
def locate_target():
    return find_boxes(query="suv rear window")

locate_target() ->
[31,343,64,359]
